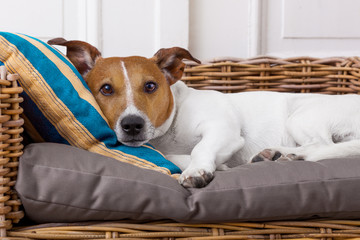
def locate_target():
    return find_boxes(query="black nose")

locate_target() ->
[121,115,145,135]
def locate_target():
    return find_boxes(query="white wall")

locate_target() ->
[188,0,250,60]
[101,0,189,58]
[1,0,360,61]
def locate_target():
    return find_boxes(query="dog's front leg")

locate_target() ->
[166,155,192,171]
[179,131,244,188]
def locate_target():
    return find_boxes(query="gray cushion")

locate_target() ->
[16,143,360,223]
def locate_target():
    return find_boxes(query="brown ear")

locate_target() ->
[48,37,101,77]
[152,47,201,85]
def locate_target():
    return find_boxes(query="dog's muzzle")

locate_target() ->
[121,115,145,136]
[116,114,150,147]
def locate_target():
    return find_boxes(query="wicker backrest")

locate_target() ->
[183,56,360,94]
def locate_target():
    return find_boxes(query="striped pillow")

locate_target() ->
[0,32,180,175]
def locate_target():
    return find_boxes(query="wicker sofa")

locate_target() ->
[2,56,360,239]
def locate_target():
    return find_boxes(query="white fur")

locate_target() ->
[149,81,360,186]
[120,61,134,106]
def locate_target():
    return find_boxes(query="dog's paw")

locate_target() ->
[179,168,214,188]
[251,149,304,163]
[251,149,282,162]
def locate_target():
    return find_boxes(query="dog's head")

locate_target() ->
[48,38,200,147]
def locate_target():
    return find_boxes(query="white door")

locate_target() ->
[1,0,360,60]
[261,0,360,57]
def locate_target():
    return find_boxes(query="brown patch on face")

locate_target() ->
[85,57,127,129]
[84,56,174,129]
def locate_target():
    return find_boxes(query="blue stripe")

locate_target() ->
[0,32,181,174]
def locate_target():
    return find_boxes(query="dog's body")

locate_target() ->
[151,81,360,186]
[49,38,360,188]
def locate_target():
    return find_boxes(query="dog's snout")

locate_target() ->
[121,115,145,135]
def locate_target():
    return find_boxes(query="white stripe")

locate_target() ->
[120,61,134,106]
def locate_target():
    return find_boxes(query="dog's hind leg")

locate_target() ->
[252,105,360,163]
[251,139,360,163]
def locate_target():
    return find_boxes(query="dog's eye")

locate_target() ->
[144,81,158,94]
[100,84,114,96]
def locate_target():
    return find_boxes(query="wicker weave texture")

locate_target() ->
[7,220,360,240]
[182,56,360,94]
[0,66,24,237]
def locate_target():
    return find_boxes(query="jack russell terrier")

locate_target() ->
[49,38,360,188]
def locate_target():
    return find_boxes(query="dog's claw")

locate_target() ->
[179,169,214,188]
[278,154,305,161]
[251,155,265,163]
[272,151,282,161]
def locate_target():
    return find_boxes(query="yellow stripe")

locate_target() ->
[0,35,170,175]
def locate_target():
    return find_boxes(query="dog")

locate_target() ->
[49,38,360,188]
